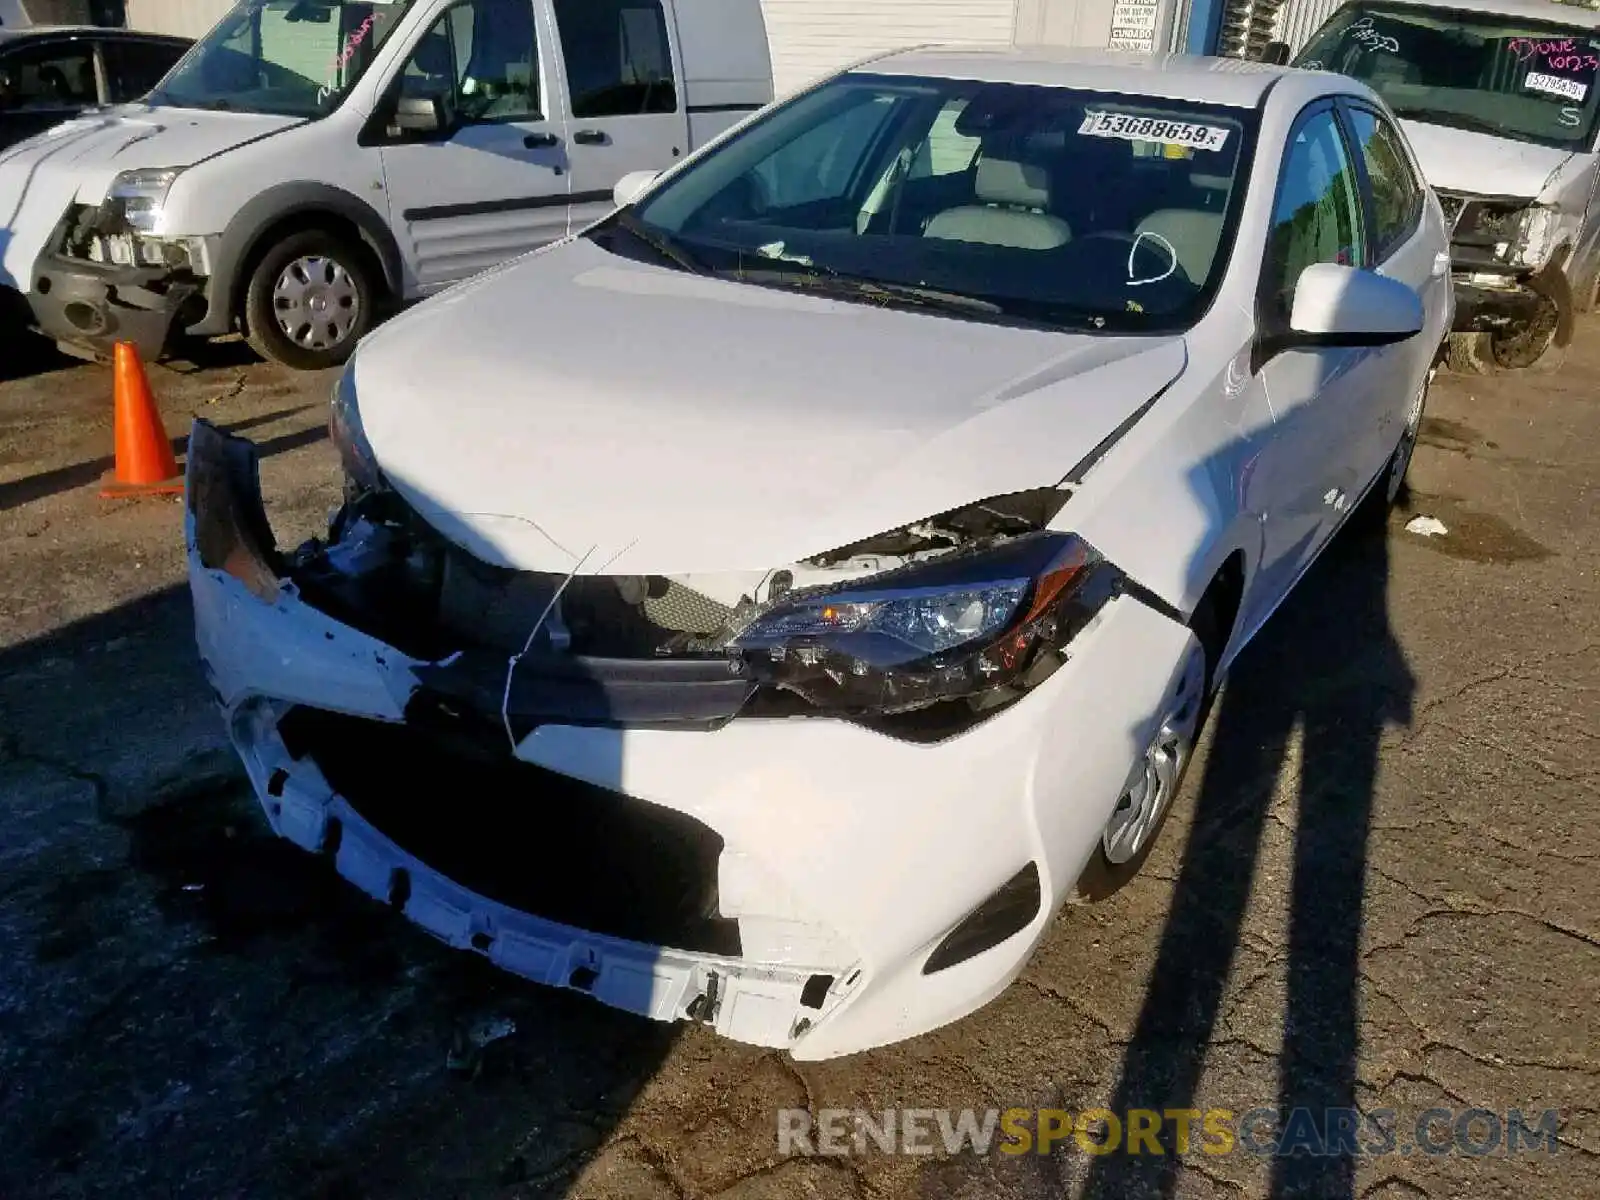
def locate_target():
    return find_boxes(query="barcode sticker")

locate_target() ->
[1526,71,1588,101]
[1078,110,1231,151]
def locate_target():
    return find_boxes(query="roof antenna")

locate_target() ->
[501,544,596,754]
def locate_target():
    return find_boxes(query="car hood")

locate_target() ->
[1400,119,1575,201]
[0,105,302,289]
[353,237,1190,577]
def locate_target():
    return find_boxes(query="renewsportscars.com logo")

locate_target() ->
[777,1107,1562,1159]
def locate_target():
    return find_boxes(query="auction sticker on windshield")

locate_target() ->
[1078,111,1230,151]
[1525,71,1589,102]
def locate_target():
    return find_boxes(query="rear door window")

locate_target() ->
[551,0,676,117]
[1345,106,1425,261]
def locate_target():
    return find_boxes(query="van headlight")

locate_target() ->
[108,168,180,234]
[329,367,384,493]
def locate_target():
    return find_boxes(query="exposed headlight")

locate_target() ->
[107,168,180,234]
[735,582,1028,657]
[1509,204,1559,269]
[731,532,1119,729]
[329,366,384,493]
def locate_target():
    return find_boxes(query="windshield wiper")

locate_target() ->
[608,210,708,275]
[729,267,1004,318]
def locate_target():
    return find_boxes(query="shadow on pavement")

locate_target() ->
[0,585,678,1199]
[1081,518,1414,1200]
[0,407,324,512]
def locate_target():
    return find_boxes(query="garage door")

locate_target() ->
[761,0,1018,98]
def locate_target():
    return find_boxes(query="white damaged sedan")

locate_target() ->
[185,47,1452,1059]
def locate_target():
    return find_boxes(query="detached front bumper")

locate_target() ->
[185,422,1194,1058]
[27,250,204,360]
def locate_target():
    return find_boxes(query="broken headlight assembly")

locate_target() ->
[1449,197,1558,271]
[730,531,1121,736]
[107,168,179,234]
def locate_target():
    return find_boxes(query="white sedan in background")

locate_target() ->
[185,47,1452,1060]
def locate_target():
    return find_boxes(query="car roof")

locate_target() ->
[1315,0,1600,30]
[863,46,1324,109]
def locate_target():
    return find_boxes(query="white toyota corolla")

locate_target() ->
[185,47,1452,1059]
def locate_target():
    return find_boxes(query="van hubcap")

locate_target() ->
[1102,641,1208,866]
[273,255,360,351]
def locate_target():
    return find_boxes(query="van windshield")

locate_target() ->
[153,0,418,118]
[610,75,1256,334]
[1295,2,1600,149]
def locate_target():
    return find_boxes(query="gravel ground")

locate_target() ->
[0,326,1594,1200]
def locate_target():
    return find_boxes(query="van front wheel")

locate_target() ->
[243,229,376,370]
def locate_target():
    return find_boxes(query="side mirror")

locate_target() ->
[1289,262,1424,346]
[613,169,661,209]
[394,94,445,135]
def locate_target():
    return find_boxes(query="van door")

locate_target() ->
[373,0,570,293]
[548,0,689,233]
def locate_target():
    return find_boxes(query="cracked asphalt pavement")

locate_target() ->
[0,327,1594,1200]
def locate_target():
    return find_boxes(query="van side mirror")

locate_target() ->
[613,169,661,209]
[1289,263,1423,346]
[394,95,445,135]
[1259,41,1291,65]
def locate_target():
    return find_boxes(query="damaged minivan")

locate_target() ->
[1293,0,1600,371]
[187,47,1450,1057]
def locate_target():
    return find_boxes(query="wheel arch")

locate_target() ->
[194,183,405,338]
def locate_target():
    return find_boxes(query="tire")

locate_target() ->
[1445,332,1496,375]
[1075,599,1221,902]
[243,228,377,370]
[1353,367,1430,533]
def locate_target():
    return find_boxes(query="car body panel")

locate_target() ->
[353,236,1189,577]
[184,46,1451,1056]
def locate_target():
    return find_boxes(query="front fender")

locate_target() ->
[1061,333,1268,630]
[189,181,404,336]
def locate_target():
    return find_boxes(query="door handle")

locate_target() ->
[572,129,608,146]
[524,131,559,149]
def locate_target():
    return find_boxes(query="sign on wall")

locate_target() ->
[1108,0,1161,51]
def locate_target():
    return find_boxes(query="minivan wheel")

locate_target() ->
[243,229,376,370]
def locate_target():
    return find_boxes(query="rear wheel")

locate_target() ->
[243,229,376,370]
[1076,601,1219,902]
[1354,367,1430,532]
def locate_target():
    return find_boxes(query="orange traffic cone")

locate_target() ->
[100,342,183,498]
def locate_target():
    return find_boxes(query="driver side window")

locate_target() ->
[750,94,901,211]
[395,0,541,127]
[1263,107,1366,325]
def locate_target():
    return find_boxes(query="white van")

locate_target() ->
[1288,0,1600,372]
[0,0,772,368]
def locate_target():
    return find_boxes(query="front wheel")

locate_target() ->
[1075,605,1217,902]
[243,229,377,370]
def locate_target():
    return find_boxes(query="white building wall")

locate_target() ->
[761,0,1019,97]
[125,0,228,37]
[1272,0,1344,51]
